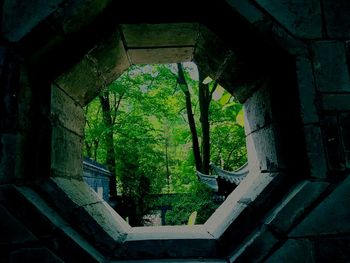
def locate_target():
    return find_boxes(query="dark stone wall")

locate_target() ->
[1,0,350,262]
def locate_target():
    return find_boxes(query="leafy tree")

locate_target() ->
[84,63,247,226]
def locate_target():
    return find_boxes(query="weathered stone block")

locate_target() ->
[73,201,130,252]
[255,0,322,39]
[303,124,327,178]
[51,126,83,179]
[51,85,84,136]
[322,115,345,171]
[37,177,103,214]
[205,202,247,239]
[238,172,277,207]
[122,226,216,259]
[244,81,272,135]
[55,56,100,106]
[290,175,350,237]
[85,31,130,95]
[322,94,350,111]
[128,47,194,65]
[56,29,130,106]
[312,41,350,93]
[246,125,285,173]
[2,0,63,42]
[229,226,279,263]
[206,171,280,245]
[339,113,350,168]
[322,0,350,39]
[121,23,198,48]
[295,56,319,124]
[266,180,329,233]
[266,239,314,263]
[121,228,217,259]
[0,204,37,244]
[9,247,64,263]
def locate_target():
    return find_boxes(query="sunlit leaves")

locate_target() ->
[236,109,244,127]
[84,62,247,225]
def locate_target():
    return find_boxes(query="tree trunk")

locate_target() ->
[177,63,202,172]
[99,93,117,197]
[198,71,210,174]
[164,124,171,193]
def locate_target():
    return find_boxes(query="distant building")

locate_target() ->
[82,158,111,202]
[197,163,249,202]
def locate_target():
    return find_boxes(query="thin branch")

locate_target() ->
[112,92,125,125]
[225,147,236,165]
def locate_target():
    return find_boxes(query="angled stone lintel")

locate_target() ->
[205,171,277,239]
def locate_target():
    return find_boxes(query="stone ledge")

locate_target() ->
[206,171,280,239]
[110,260,225,263]
[126,225,213,241]
[118,236,217,260]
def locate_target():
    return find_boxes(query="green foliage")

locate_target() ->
[84,63,247,226]
[163,183,218,225]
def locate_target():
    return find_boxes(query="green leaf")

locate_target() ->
[236,109,244,127]
[187,211,197,225]
[219,93,231,105]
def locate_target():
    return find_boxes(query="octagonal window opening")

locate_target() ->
[82,61,247,227]
[49,21,309,256]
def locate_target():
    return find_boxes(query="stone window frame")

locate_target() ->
[16,1,324,260]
